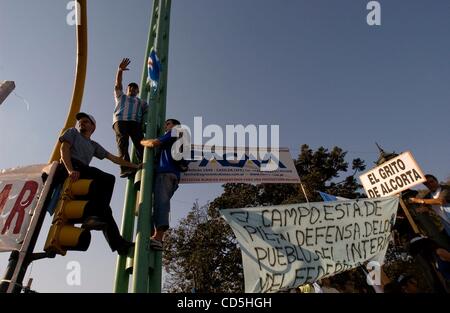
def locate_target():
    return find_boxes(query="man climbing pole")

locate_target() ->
[113,58,149,178]
[141,119,182,251]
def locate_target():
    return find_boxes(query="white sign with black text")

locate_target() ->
[359,151,425,198]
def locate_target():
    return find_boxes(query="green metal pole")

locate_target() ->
[132,0,167,293]
[131,96,156,293]
[148,0,171,292]
[114,0,160,293]
[113,180,137,292]
[157,0,171,127]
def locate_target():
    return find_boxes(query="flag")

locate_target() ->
[318,191,338,202]
[318,191,350,202]
[0,81,15,105]
[147,49,161,83]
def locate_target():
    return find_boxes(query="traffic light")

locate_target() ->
[44,178,94,256]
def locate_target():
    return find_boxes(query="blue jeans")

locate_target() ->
[153,173,179,230]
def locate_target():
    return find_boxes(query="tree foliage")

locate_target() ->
[163,201,244,292]
[163,145,366,292]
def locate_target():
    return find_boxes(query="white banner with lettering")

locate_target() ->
[180,146,300,184]
[221,197,399,293]
[0,164,46,252]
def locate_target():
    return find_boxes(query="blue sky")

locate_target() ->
[0,0,449,292]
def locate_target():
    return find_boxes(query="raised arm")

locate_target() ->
[115,58,130,92]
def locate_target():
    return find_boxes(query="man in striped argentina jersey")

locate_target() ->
[113,58,149,178]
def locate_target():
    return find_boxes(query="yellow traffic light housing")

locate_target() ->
[44,178,94,256]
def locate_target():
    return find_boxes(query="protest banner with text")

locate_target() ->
[220,197,399,293]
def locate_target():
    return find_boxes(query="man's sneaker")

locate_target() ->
[149,238,163,251]
[116,240,135,256]
[82,216,107,231]
[120,169,136,178]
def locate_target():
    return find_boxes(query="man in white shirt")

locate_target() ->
[410,174,450,246]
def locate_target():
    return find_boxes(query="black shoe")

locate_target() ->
[82,216,107,231]
[117,240,135,256]
[120,169,137,178]
[149,238,164,251]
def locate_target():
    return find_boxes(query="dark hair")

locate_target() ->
[408,236,439,259]
[383,282,402,293]
[397,274,415,287]
[425,174,438,182]
[166,119,181,126]
[128,82,139,89]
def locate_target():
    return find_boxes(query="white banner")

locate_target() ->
[220,197,399,293]
[180,146,300,184]
[359,151,426,198]
[0,164,47,252]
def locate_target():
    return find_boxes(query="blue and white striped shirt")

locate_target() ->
[113,89,148,125]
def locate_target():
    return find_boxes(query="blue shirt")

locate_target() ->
[113,89,148,125]
[156,131,180,179]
